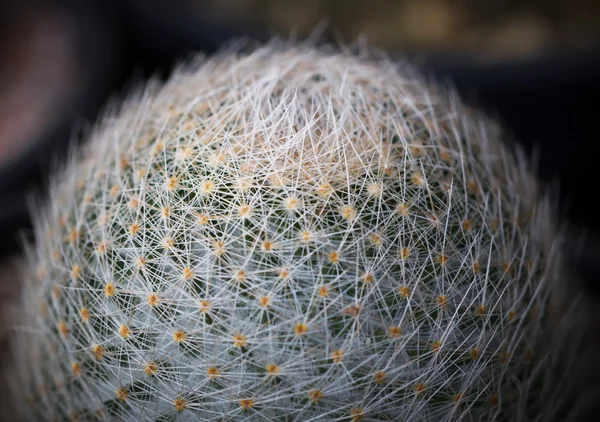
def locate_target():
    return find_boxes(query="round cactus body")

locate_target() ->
[11,42,564,421]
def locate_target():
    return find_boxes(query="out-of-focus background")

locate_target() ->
[1,0,600,418]
[201,0,600,58]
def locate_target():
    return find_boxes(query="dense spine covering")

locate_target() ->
[10,41,565,421]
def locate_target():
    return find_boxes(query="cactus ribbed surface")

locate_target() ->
[11,42,563,421]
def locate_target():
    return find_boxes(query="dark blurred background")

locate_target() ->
[1,0,600,419]
[1,0,600,290]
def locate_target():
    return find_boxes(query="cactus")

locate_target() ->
[9,41,566,421]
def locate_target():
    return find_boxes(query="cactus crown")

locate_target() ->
[11,41,561,421]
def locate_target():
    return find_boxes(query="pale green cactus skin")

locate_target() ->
[10,42,564,421]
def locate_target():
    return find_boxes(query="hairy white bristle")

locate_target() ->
[8,40,570,421]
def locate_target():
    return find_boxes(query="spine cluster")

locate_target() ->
[10,41,563,421]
